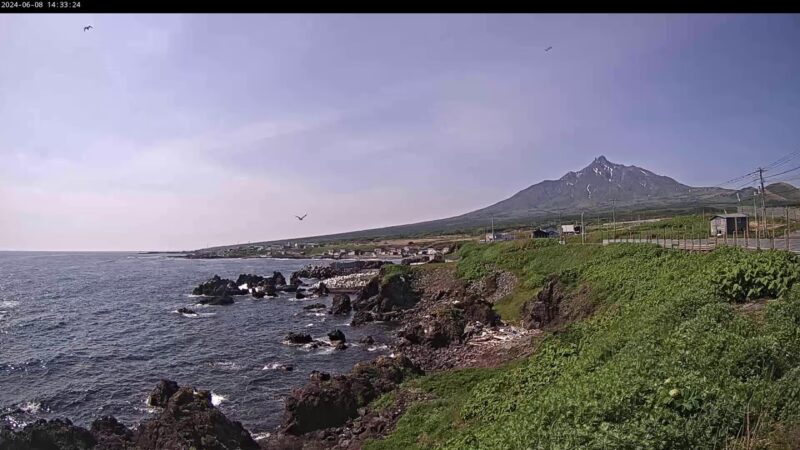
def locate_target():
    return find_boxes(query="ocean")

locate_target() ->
[0,252,392,438]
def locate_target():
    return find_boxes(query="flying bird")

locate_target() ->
[84,25,93,32]
[295,214,308,221]
[545,46,553,52]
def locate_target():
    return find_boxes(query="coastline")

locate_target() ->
[1,254,520,449]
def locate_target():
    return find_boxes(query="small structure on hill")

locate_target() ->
[710,213,748,236]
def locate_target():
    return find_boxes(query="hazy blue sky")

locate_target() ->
[1,14,799,251]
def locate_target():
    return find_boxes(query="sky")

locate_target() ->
[1,14,799,251]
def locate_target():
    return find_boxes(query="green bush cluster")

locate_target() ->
[711,247,800,303]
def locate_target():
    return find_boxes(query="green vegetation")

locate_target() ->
[365,367,501,450]
[381,263,414,284]
[365,243,800,449]
[712,248,800,302]
[570,215,712,244]
[457,239,596,321]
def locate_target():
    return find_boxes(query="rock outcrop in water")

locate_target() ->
[135,386,259,450]
[285,332,313,344]
[327,329,346,343]
[147,379,180,408]
[302,303,327,310]
[197,294,234,306]
[328,293,351,315]
[0,381,259,450]
[311,282,329,297]
[192,275,243,297]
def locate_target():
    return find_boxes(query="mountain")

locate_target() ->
[451,155,739,222]
[196,156,799,249]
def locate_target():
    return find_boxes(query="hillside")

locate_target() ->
[365,243,800,449]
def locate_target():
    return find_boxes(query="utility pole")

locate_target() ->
[754,194,760,250]
[612,199,616,242]
[491,217,495,242]
[581,212,585,245]
[758,167,768,235]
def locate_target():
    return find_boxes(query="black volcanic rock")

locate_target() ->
[312,282,330,296]
[192,275,244,297]
[134,386,259,450]
[0,418,96,450]
[236,273,266,288]
[281,355,422,435]
[328,293,351,315]
[285,333,313,344]
[197,294,234,306]
[327,329,346,343]
[272,271,287,286]
[148,379,180,408]
[302,303,327,310]
[90,416,134,449]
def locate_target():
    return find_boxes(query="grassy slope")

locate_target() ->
[365,242,800,450]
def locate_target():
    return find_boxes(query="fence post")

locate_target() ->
[744,216,748,249]
[771,209,776,250]
[786,207,790,251]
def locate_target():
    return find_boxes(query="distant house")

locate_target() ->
[710,214,748,236]
[532,228,550,239]
[561,225,580,234]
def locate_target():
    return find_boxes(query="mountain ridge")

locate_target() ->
[197,156,799,250]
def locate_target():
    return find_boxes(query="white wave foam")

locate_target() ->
[0,301,19,309]
[20,401,41,414]
[252,432,271,441]
[210,361,240,371]
[367,344,389,352]
[306,323,314,327]
[263,362,289,370]
[313,346,336,355]
[210,392,226,406]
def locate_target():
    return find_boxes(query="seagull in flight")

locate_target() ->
[295,214,308,221]
[545,46,553,52]
[84,25,93,32]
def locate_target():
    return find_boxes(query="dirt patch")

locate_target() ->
[401,325,541,371]
[521,275,597,332]
[467,270,518,305]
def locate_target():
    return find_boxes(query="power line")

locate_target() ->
[764,164,800,181]
[764,150,800,170]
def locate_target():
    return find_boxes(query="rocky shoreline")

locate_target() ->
[0,259,581,449]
